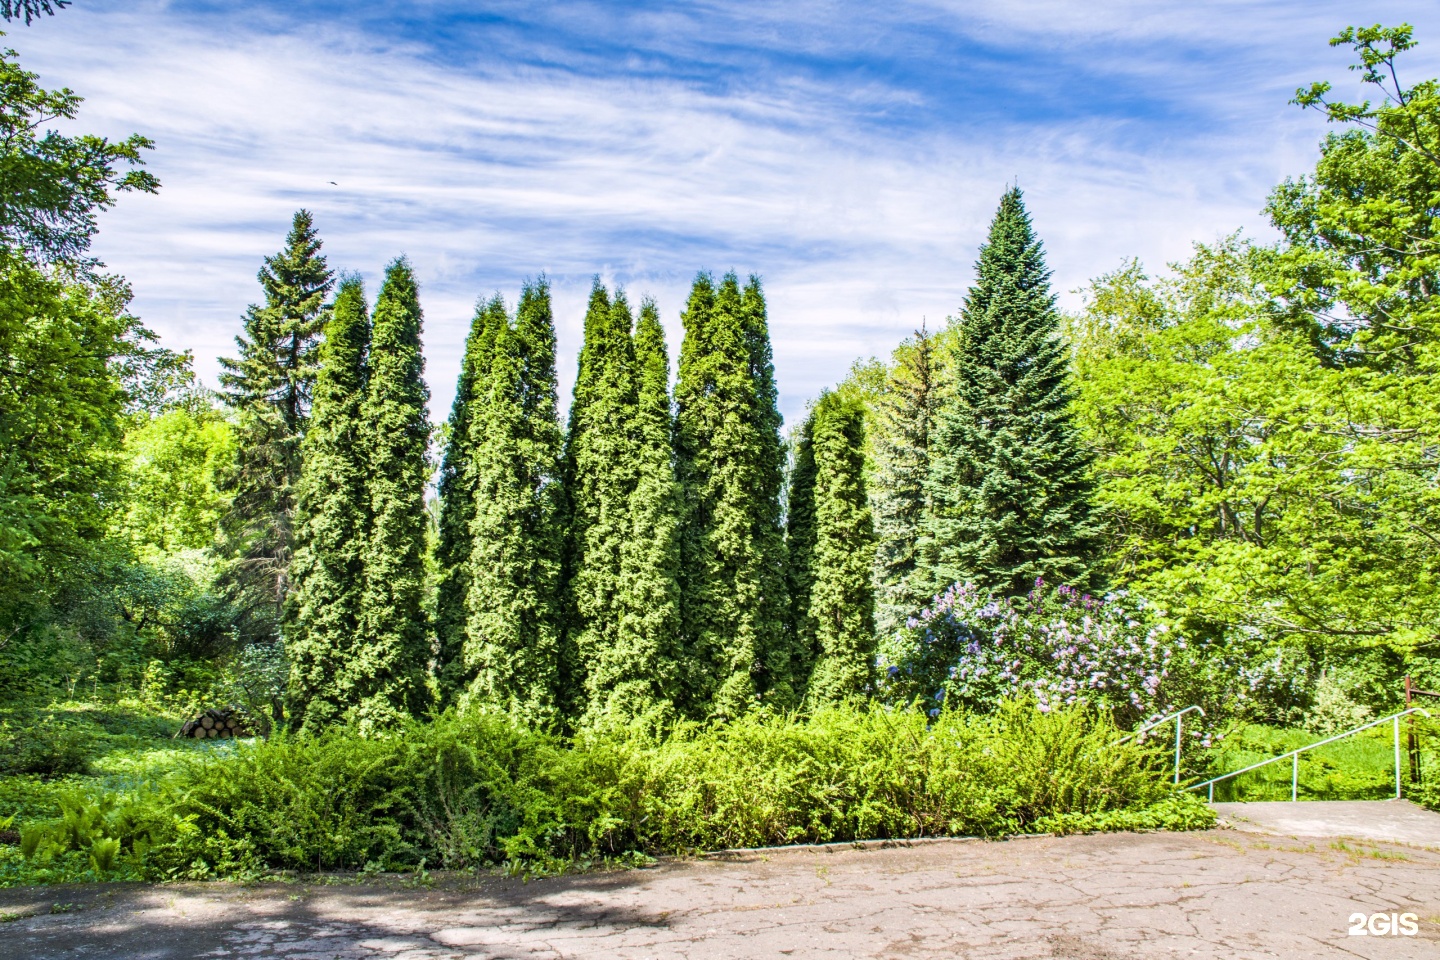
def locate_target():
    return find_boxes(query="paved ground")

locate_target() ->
[1213,800,1440,846]
[3,828,1440,959]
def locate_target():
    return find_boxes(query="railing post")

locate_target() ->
[1395,714,1402,800]
[1174,713,1183,785]
[1291,753,1298,802]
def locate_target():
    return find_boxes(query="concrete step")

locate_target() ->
[1211,799,1440,846]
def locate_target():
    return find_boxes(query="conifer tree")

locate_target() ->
[217,210,332,638]
[608,297,683,725]
[871,328,941,635]
[784,411,819,681]
[675,272,791,717]
[465,278,564,725]
[798,391,876,705]
[285,277,371,733]
[921,188,1100,598]
[352,258,432,729]
[434,294,506,700]
[563,281,644,724]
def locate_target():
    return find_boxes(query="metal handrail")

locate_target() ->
[1115,705,1205,785]
[1188,707,1433,802]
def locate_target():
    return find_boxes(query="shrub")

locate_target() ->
[878,581,1182,724]
[37,700,1208,881]
[0,714,91,777]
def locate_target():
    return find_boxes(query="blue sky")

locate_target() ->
[14,1,1440,424]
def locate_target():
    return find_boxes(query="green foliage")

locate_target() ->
[353,259,432,730]
[0,257,134,623]
[563,282,638,722]
[217,211,333,644]
[286,277,372,733]
[869,328,941,637]
[0,701,1198,883]
[118,402,234,555]
[434,295,505,701]
[1284,22,1440,371]
[1203,720,1440,802]
[784,410,818,677]
[465,278,565,725]
[609,299,685,726]
[676,273,792,717]
[790,392,875,706]
[227,642,288,736]
[0,713,89,776]
[1070,240,1440,653]
[0,42,156,265]
[563,284,681,728]
[922,188,1100,600]
[1,3,72,27]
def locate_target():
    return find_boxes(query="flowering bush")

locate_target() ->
[877,580,1181,725]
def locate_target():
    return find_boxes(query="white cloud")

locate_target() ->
[13,1,1438,424]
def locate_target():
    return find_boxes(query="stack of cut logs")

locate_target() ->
[178,708,249,740]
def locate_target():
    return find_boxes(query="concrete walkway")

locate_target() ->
[1211,800,1440,847]
[3,830,1439,959]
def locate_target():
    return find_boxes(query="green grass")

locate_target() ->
[1200,721,1440,803]
[0,697,232,827]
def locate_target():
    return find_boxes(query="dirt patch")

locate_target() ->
[2,830,1438,958]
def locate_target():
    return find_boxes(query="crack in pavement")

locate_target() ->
[2,831,1439,959]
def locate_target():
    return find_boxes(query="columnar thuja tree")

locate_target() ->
[922,188,1100,598]
[466,278,565,725]
[871,328,941,636]
[434,294,506,700]
[676,272,792,717]
[285,277,370,733]
[610,298,684,724]
[785,412,819,684]
[564,290,684,728]
[796,391,876,705]
[218,210,332,637]
[352,258,433,729]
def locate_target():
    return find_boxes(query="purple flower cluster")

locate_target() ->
[877,579,1181,721]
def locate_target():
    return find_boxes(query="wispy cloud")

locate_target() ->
[13,0,1439,422]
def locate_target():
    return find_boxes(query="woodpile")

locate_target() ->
[178,708,250,740]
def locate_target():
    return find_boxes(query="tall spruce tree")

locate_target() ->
[675,272,791,717]
[797,391,876,705]
[286,276,371,733]
[465,278,565,725]
[871,327,941,635]
[434,294,507,700]
[217,210,332,638]
[607,297,683,725]
[351,258,432,729]
[921,188,1100,598]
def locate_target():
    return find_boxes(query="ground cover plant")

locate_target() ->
[0,700,1213,886]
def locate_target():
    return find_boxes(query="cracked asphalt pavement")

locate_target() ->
[3,830,1438,959]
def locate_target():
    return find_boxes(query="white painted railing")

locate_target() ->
[1187,708,1434,802]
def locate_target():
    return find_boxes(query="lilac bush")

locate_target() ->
[876,580,1181,725]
